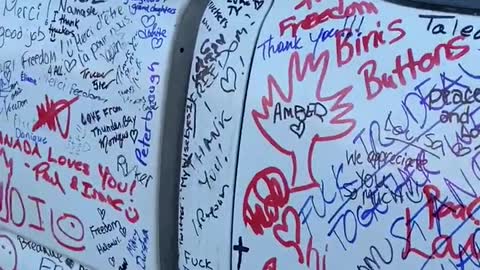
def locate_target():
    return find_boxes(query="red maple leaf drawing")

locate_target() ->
[252,50,356,193]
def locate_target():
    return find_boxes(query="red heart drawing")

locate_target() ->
[273,206,304,264]
[262,257,277,270]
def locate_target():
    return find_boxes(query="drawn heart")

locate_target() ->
[151,37,163,49]
[130,129,139,143]
[108,257,115,267]
[273,207,304,264]
[220,67,237,93]
[119,226,127,238]
[97,208,106,221]
[289,121,305,138]
[254,0,265,10]
[64,59,77,73]
[141,15,156,28]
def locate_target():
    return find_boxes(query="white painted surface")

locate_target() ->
[0,0,200,269]
[182,0,480,270]
[178,1,273,270]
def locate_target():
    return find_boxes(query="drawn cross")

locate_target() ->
[233,236,250,270]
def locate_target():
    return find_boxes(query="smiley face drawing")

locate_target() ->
[0,234,17,270]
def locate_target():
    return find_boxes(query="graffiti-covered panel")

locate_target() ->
[0,0,198,269]
[231,0,480,269]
